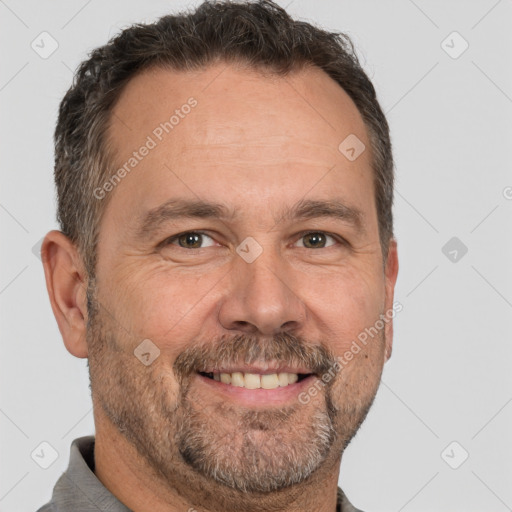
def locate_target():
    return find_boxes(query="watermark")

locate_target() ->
[236,236,263,263]
[338,133,366,162]
[441,441,469,469]
[503,186,512,200]
[32,236,45,260]
[441,31,469,60]
[298,300,403,405]
[31,31,59,59]
[93,97,198,200]
[441,236,468,263]
[134,338,161,366]
[31,441,59,469]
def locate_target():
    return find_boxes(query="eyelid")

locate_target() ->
[293,230,346,248]
[162,230,216,248]
[159,229,348,251]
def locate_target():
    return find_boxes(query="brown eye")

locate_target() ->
[178,233,202,248]
[166,232,216,249]
[298,232,336,249]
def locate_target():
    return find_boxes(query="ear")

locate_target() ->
[383,238,399,362]
[41,230,89,358]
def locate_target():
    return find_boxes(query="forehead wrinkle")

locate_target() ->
[179,137,342,151]
[175,138,344,163]
[175,156,337,169]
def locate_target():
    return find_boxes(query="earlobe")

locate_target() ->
[41,230,89,358]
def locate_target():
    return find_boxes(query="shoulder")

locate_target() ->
[338,486,365,512]
[34,504,54,512]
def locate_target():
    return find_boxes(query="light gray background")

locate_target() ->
[1,1,511,511]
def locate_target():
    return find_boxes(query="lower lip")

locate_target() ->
[195,373,317,406]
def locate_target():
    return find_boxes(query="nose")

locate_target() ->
[218,248,306,336]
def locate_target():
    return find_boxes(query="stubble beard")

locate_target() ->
[85,281,382,500]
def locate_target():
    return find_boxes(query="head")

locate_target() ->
[42,0,398,508]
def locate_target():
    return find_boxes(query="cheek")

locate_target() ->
[306,265,385,350]
[110,263,220,347]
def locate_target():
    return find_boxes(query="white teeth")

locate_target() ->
[278,372,289,386]
[244,373,261,389]
[261,373,279,389]
[220,373,231,384]
[211,372,302,388]
[287,373,298,384]
[231,372,245,387]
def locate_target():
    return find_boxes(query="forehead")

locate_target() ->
[109,62,368,152]
[103,63,374,230]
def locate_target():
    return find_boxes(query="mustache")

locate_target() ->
[173,331,337,384]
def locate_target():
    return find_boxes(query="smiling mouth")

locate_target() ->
[198,371,312,389]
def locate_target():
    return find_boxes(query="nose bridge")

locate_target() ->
[218,241,305,335]
[245,249,289,307]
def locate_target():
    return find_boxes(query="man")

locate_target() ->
[38,1,399,511]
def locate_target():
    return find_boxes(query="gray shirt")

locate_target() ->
[36,436,363,512]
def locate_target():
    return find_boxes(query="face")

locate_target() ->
[86,63,398,501]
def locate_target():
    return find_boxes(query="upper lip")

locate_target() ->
[198,364,314,375]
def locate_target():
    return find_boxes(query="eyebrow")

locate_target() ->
[135,197,365,240]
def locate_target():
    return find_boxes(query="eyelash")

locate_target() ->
[161,230,347,250]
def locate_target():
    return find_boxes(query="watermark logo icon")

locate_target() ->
[31,32,59,59]
[338,134,365,162]
[236,237,263,263]
[134,339,160,366]
[32,236,45,260]
[441,441,469,469]
[441,31,469,59]
[31,441,59,469]
[442,237,468,263]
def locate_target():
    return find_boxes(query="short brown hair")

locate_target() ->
[55,0,394,278]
